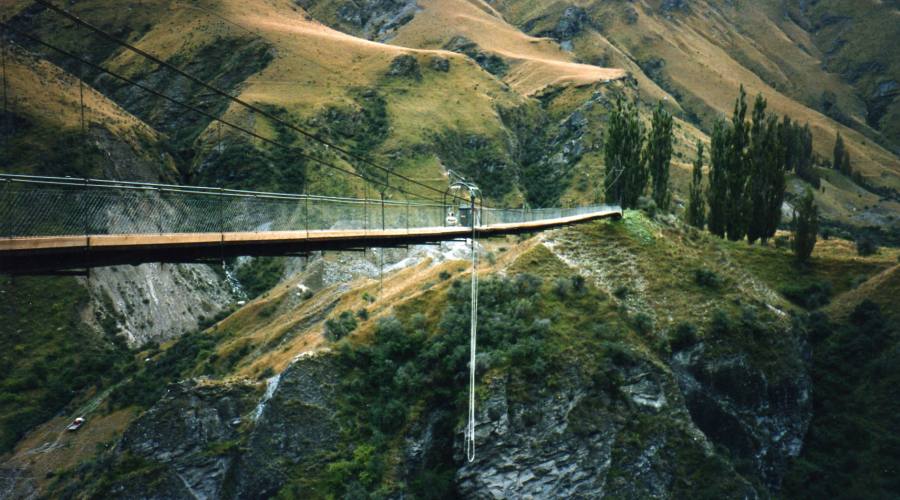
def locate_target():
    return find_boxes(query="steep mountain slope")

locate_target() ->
[494,0,900,191]
[783,264,900,498]
[790,0,900,155]
[7,207,892,498]
[0,44,177,180]
[1,3,900,496]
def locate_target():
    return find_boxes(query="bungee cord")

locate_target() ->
[465,204,479,463]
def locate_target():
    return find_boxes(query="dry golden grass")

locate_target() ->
[5,48,159,138]
[390,0,625,96]
[219,0,525,142]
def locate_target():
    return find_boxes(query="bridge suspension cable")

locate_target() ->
[28,0,475,206]
[0,21,450,205]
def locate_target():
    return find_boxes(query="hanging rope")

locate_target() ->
[465,196,479,463]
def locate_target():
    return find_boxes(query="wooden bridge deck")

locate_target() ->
[0,208,622,274]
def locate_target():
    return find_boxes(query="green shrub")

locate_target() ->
[235,257,285,299]
[781,281,832,309]
[693,268,723,289]
[855,236,878,256]
[553,277,571,298]
[325,311,358,341]
[671,322,698,352]
[571,275,587,294]
[327,274,561,496]
[356,308,369,321]
[637,196,658,217]
[633,313,654,336]
[438,270,452,281]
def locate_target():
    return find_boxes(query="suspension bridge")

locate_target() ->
[0,174,621,274]
[0,0,632,465]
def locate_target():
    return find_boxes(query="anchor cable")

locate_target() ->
[465,195,479,463]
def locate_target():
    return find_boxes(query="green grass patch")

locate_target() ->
[0,276,130,452]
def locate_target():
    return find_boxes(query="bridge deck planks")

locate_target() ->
[1,210,621,254]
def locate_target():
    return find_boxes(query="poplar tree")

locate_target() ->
[646,101,674,211]
[707,120,729,237]
[725,86,750,241]
[762,114,787,243]
[793,187,818,262]
[747,94,769,244]
[604,99,646,208]
[686,141,706,229]
[833,131,845,173]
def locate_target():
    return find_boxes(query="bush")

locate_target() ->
[782,281,832,309]
[693,268,723,289]
[235,257,285,299]
[571,275,587,294]
[513,273,543,295]
[856,236,878,256]
[633,313,654,336]
[438,270,451,281]
[553,277,570,298]
[637,196,657,217]
[325,311,358,341]
[613,285,630,299]
[671,322,698,351]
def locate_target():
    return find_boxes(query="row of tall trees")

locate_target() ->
[603,100,673,210]
[693,87,789,244]
[603,88,824,259]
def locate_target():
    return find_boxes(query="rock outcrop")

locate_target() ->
[101,354,341,499]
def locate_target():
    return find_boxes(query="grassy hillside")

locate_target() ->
[791,0,900,155]
[0,45,177,180]
[495,0,900,200]
[783,266,900,498]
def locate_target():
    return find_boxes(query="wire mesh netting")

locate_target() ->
[0,175,620,238]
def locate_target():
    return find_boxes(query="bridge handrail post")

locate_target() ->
[218,187,225,239]
[82,177,90,242]
[2,178,10,240]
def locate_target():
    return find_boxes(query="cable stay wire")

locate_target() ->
[0,21,452,205]
[30,0,475,205]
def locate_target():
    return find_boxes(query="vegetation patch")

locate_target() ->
[0,276,129,452]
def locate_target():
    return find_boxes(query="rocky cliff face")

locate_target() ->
[55,212,814,499]
[452,335,809,497]
[97,354,341,499]
[87,323,808,498]
[88,263,234,348]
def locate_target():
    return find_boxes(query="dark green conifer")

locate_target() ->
[793,187,818,262]
[646,101,674,211]
[833,131,845,173]
[686,141,706,229]
[604,99,646,208]
[707,120,729,237]
[725,86,750,241]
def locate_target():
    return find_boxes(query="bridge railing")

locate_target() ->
[0,174,618,238]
